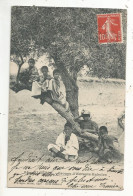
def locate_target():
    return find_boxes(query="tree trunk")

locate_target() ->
[16,53,24,84]
[66,87,79,118]
[55,61,79,118]
[16,64,22,84]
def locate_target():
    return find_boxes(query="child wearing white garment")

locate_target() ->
[48,122,79,161]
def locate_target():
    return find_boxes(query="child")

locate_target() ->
[75,110,98,134]
[48,122,79,161]
[39,66,52,104]
[28,58,40,89]
[75,110,98,150]
[40,66,52,91]
[95,126,119,163]
[18,58,39,91]
[49,69,69,111]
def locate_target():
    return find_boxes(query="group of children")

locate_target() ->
[48,110,120,163]
[25,58,121,163]
[24,58,69,110]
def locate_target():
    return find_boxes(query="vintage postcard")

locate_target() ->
[8,6,126,190]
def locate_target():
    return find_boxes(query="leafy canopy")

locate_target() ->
[11,7,126,79]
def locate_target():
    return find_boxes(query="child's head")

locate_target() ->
[99,126,108,136]
[82,114,91,121]
[41,66,48,75]
[64,122,72,137]
[28,58,35,68]
[53,69,60,80]
[81,110,91,121]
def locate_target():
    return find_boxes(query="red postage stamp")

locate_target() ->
[97,13,122,44]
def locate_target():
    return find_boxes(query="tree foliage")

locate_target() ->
[11,6,127,79]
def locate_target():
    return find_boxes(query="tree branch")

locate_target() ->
[15,49,24,84]
[15,46,24,66]
[44,96,98,142]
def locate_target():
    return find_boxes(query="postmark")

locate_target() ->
[97,13,122,44]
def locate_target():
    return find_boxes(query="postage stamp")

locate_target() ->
[97,13,122,44]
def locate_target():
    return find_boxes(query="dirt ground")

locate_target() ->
[8,79,125,162]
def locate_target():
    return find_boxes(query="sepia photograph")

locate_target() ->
[8,6,126,190]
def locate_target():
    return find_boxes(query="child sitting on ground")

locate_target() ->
[48,122,79,161]
[94,126,119,163]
